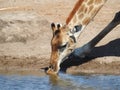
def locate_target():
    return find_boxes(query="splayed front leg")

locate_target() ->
[72,11,120,58]
[73,43,92,58]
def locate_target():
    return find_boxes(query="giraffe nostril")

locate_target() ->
[49,65,54,70]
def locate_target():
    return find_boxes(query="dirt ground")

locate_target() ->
[0,0,120,75]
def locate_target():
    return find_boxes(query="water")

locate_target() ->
[0,73,120,90]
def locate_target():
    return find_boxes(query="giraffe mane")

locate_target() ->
[66,0,84,25]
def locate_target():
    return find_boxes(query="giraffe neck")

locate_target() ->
[66,0,107,29]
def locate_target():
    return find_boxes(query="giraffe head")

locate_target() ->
[46,23,82,75]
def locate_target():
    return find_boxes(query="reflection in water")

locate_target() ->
[0,72,120,90]
[49,74,74,90]
[49,73,96,90]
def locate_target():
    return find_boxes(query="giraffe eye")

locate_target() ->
[58,43,68,52]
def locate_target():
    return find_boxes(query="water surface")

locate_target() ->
[0,73,120,90]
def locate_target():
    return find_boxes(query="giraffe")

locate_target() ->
[46,0,120,75]
[66,0,107,40]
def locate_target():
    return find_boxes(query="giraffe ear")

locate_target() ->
[51,23,56,32]
[57,24,61,30]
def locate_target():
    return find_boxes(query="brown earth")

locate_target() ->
[0,0,120,75]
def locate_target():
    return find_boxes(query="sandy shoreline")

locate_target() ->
[0,55,120,75]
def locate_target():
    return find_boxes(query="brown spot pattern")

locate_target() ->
[78,13,84,19]
[78,4,85,14]
[94,0,102,4]
[84,7,88,13]
[90,8,98,16]
[87,0,94,5]
[88,5,94,13]
[82,17,91,25]
[72,15,77,23]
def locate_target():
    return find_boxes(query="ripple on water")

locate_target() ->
[0,73,119,90]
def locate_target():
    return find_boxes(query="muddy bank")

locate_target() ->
[0,55,120,75]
